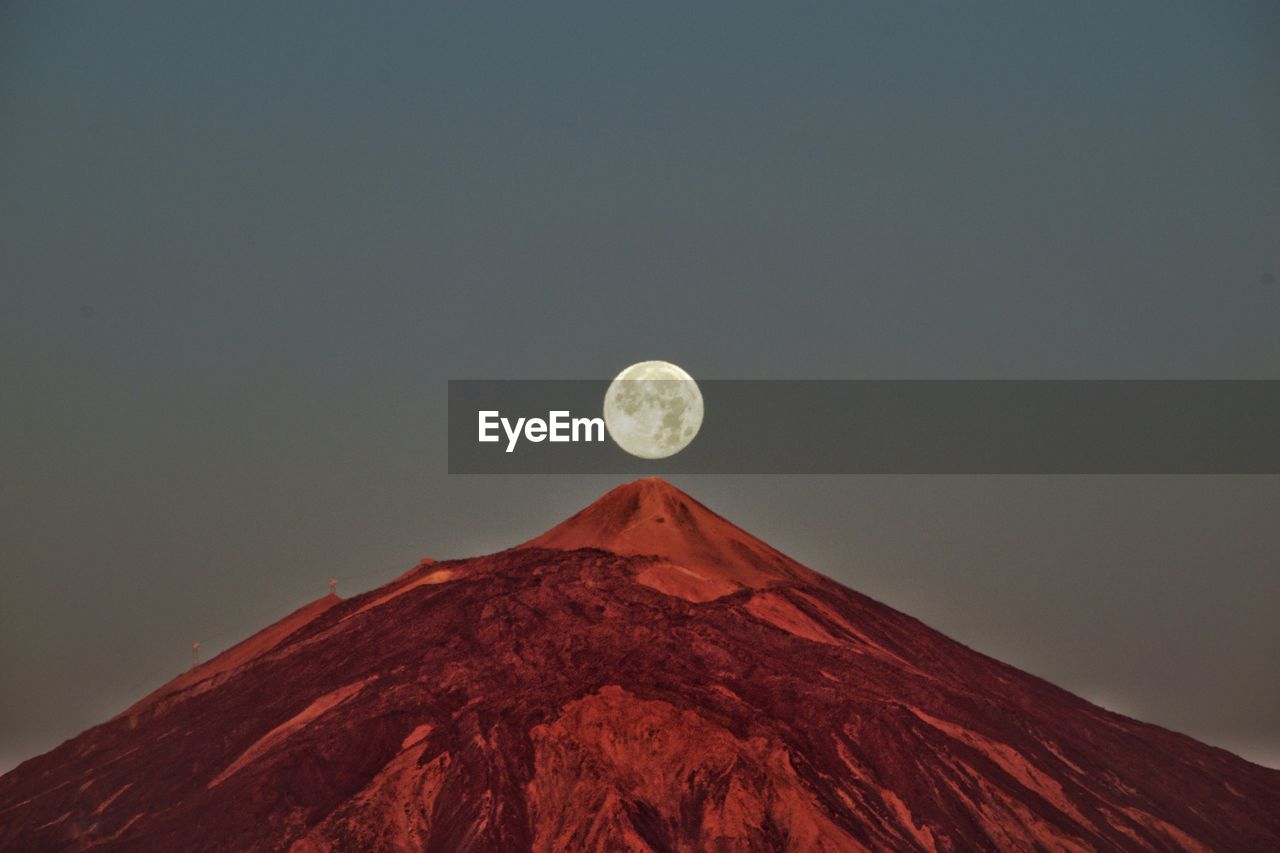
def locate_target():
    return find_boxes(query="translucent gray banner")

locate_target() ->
[448,380,1280,474]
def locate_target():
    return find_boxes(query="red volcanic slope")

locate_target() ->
[2,479,1278,851]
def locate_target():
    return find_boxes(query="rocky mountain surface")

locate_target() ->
[2,478,1277,851]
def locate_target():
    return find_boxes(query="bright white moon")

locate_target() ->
[603,361,704,459]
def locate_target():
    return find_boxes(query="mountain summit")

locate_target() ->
[2,480,1277,851]
[525,477,819,595]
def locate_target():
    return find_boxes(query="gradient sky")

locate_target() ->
[2,3,1279,773]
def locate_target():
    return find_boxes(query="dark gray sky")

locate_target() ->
[2,2,1278,773]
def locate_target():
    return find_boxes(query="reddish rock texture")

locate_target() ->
[2,478,1278,851]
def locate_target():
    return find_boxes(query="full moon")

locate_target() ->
[603,361,704,459]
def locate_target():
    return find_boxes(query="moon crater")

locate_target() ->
[603,361,704,459]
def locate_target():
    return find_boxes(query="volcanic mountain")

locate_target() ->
[2,479,1278,851]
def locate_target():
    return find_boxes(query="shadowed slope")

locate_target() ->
[1,480,1277,851]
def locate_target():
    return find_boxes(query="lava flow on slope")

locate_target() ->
[1,478,1278,851]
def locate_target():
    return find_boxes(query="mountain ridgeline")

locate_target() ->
[2,478,1277,851]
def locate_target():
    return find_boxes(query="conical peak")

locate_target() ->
[523,478,818,588]
[598,477,691,506]
[580,477,698,526]
[529,478,720,547]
